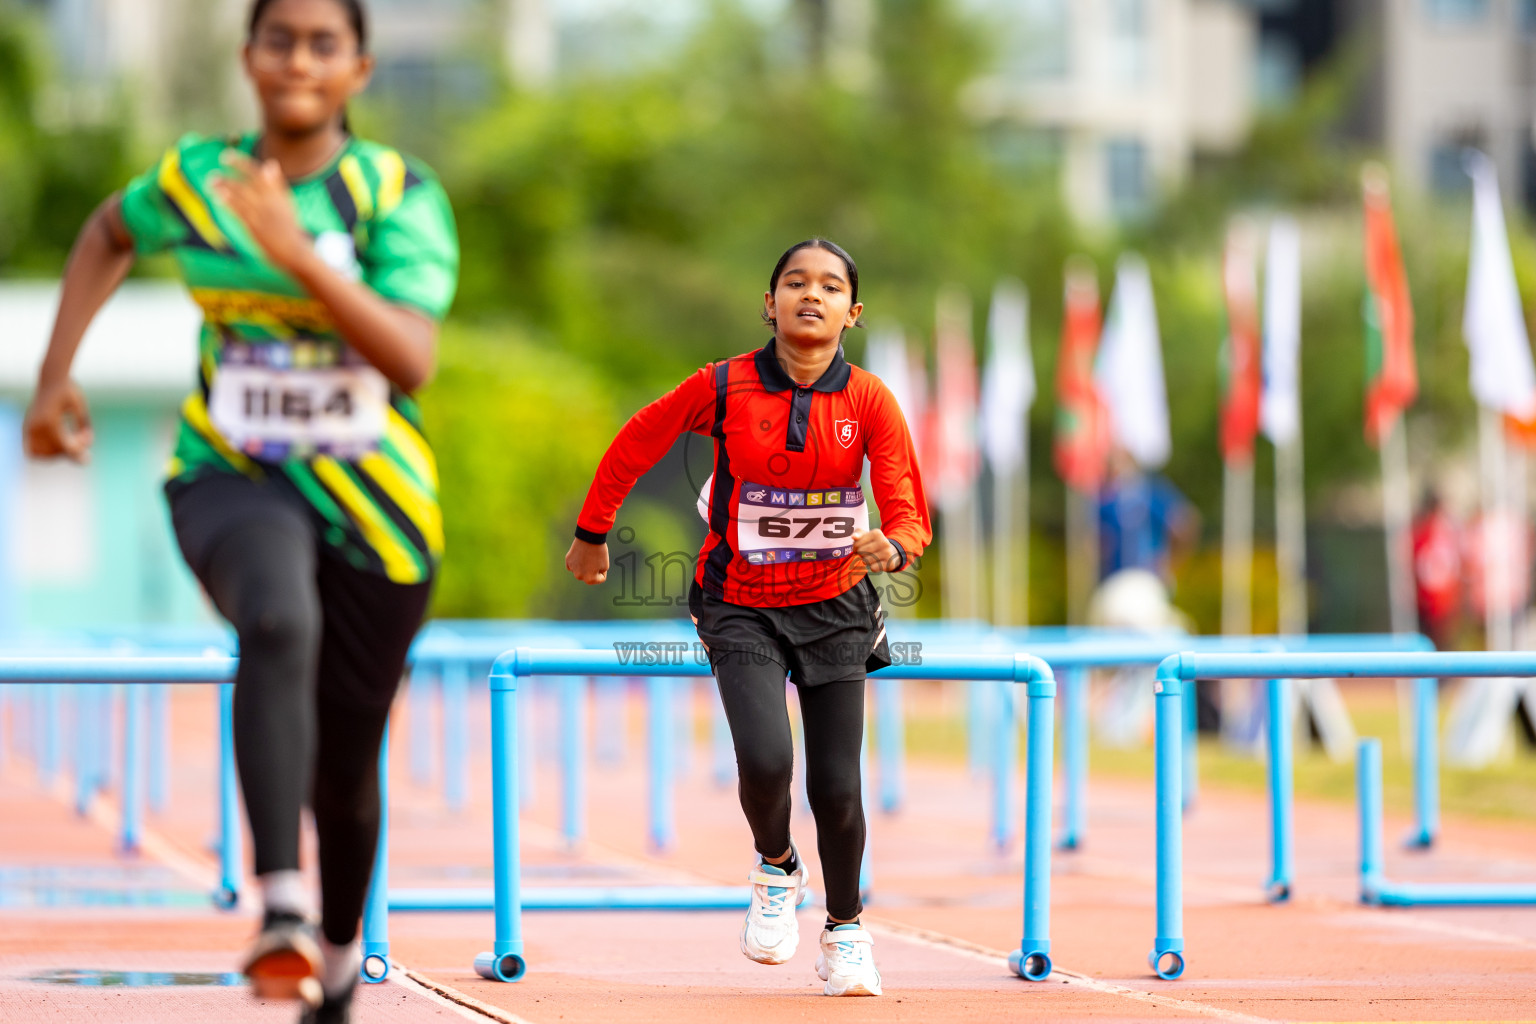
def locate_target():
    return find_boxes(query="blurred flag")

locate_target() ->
[1220,221,1263,465]
[1361,165,1419,447]
[1095,254,1169,468]
[980,279,1034,476]
[865,327,918,427]
[1261,216,1302,446]
[1461,151,1536,435]
[1053,262,1110,492]
[931,287,980,512]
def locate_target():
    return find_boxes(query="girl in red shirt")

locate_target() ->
[566,239,931,996]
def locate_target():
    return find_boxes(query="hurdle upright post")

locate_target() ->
[647,676,675,851]
[1409,677,1438,848]
[1150,657,1186,980]
[559,677,587,848]
[1358,738,1384,903]
[992,677,1018,851]
[1265,678,1294,902]
[1058,667,1088,849]
[442,658,470,812]
[474,649,528,983]
[148,683,168,814]
[1009,654,1055,981]
[875,676,904,813]
[121,684,144,854]
[409,663,435,786]
[360,724,391,983]
[215,683,241,909]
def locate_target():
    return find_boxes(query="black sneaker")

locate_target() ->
[299,981,355,1024]
[242,909,323,1006]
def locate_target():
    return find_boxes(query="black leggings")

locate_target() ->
[713,651,866,921]
[170,472,431,945]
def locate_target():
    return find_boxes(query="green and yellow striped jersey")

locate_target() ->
[119,131,459,584]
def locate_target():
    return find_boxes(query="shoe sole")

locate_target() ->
[245,949,323,1005]
[740,926,796,965]
[816,958,881,996]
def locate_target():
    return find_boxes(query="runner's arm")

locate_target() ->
[24,194,137,461]
[864,379,933,571]
[574,365,718,543]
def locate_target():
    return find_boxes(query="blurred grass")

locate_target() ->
[902,706,1536,825]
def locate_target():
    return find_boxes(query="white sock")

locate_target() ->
[320,937,361,998]
[258,870,311,918]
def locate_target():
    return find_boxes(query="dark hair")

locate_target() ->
[248,0,368,48]
[762,238,866,332]
[247,0,369,132]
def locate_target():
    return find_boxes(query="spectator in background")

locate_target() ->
[1411,489,1462,650]
[1089,447,1207,738]
[1098,447,1201,587]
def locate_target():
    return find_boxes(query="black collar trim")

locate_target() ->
[753,338,851,393]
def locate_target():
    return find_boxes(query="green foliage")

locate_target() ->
[419,322,617,618]
[0,3,136,272]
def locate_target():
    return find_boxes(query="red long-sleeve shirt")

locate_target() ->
[576,340,932,607]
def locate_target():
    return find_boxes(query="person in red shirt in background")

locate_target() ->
[565,239,931,997]
[1412,489,1461,650]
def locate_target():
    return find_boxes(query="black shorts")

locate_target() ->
[689,577,891,687]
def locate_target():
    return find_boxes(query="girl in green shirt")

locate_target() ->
[23,2,457,1021]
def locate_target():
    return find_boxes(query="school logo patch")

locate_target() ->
[834,419,858,448]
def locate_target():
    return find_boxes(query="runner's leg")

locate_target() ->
[797,677,866,922]
[712,648,796,861]
[170,474,321,882]
[311,555,431,949]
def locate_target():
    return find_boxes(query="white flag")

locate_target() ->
[1094,254,1170,468]
[1261,215,1302,445]
[1464,151,1536,419]
[980,279,1033,476]
[865,328,915,421]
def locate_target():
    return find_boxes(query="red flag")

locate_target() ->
[929,288,981,511]
[1053,263,1110,492]
[1362,165,1418,447]
[1221,222,1263,465]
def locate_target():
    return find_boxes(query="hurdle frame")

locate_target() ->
[355,646,1057,985]
[1153,649,1536,981]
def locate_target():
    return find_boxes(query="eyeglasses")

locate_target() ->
[249,31,358,78]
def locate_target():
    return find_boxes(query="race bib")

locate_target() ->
[734,480,868,564]
[209,342,389,460]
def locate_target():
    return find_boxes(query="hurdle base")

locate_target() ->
[210,885,238,910]
[1264,879,1291,904]
[1365,879,1536,907]
[1148,943,1185,981]
[360,952,390,984]
[474,951,527,983]
[1009,944,1052,981]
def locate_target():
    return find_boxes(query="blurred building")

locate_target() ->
[962,0,1261,224]
[0,283,210,631]
[1370,0,1536,207]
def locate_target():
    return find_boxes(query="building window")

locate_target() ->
[1421,0,1488,24]
[1429,143,1472,196]
[1107,0,1150,87]
[1105,137,1149,218]
[1520,0,1536,34]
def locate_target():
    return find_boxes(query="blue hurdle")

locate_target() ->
[1154,650,1536,981]
[1356,737,1536,906]
[0,656,243,908]
[356,646,1057,986]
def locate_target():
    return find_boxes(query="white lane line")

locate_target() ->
[393,962,539,1024]
[864,915,1277,1024]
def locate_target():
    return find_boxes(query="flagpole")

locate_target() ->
[1221,458,1254,638]
[1067,487,1097,626]
[1275,439,1307,636]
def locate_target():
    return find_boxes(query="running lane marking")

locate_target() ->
[863,914,1277,1024]
[390,962,539,1024]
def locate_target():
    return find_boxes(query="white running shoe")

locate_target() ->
[816,924,882,996]
[739,848,806,965]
